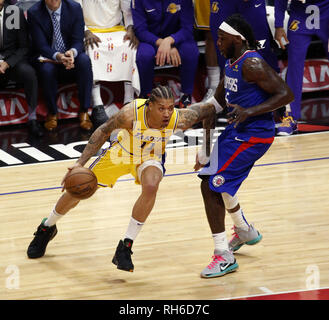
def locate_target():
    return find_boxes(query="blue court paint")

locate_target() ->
[1,156,328,196]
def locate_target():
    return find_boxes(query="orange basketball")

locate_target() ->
[64,167,98,200]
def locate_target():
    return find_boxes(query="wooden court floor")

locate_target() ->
[1,132,329,300]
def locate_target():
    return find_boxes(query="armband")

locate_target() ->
[206,96,223,114]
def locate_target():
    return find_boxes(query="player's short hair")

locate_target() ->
[148,85,174,103]
[225,14,261,50]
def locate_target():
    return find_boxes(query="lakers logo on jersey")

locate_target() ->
[167,3,181,14]
[289,20,300,32]
[116,99,179,162]
[211,2,219,14]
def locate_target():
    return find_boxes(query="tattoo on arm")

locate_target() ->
[77,105,134,166]
[177,103,216,130]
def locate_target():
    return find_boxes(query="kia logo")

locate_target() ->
[0,91,29,125]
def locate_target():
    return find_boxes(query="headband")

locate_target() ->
[219,22,246,41]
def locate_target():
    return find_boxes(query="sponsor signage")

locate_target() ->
[300,96,329,121]
[280,59,329,92]
[1,59,328,126]
[0,82,123,126]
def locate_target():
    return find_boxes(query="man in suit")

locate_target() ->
[0,0,42,136]
[27,0,99,131]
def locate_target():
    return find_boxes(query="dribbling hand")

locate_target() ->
[61,163,83,192]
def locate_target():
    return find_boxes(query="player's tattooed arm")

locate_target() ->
[176,77,225,131]
[176,103,216,131]
[77,103,134,166]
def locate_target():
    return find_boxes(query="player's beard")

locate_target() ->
[226,43,235,60]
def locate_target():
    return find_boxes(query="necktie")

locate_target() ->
[51,12,66,52]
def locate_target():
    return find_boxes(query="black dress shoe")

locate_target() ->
[91,105,108,128]
[28,119,44,137]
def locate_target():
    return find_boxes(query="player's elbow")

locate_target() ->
[282,85,294,106]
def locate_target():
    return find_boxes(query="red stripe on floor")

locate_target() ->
[237,288,329,300]
[298,124,329,132]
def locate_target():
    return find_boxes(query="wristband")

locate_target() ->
[206,96,223,113]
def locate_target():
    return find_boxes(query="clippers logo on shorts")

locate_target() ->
[212,175,225,187]
[211,2,219,13]
[224,76,238,92]
[167,3,181,14]
[289,20,300,31]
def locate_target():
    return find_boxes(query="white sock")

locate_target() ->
[230,209,250,231]
[207,66,220,89]
[92,82,103,107]
[123,81,134,105]
[124,217,144,241]
[44,208,63,227]
[212,231,229,253]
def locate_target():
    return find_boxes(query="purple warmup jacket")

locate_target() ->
[131,0,199,97]
[274,0,329,120]
[131,0,195,47]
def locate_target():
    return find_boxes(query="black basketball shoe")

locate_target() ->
[112,238,134,272]
[27,218,57,258]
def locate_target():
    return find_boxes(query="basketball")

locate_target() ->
[64,167,98,200]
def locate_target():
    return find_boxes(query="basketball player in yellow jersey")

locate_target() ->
[27,85,222,272]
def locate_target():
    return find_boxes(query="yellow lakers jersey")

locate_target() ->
[194,0,210,30]
[116,99,179,163]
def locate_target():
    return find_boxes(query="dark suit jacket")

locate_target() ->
[27,0,85,61]
[0,4,29,67]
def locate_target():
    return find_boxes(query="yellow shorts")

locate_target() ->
[194,0,210,30]
[89,143,164,188]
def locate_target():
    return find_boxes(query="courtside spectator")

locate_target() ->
[132,0,199,108]
[75,0,140,125]
[27,0,96,131]
[274,0,329,135]
[0,0,42,136]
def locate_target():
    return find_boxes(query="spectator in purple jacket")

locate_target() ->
[274,0,329,135]
[131,0,199,108]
